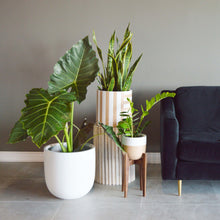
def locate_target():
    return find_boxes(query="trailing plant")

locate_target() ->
[8,36,99,152]
[100,92,176,150]
[93,24,142,91]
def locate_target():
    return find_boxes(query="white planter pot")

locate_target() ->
[122,134,147,160]
[44,143,95,200]
[96,90,132,126]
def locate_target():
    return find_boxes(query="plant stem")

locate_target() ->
[64,126,72,152]
[70,102,74,148]
[130,114,134,138]
[135,115,144,136]
[55,135,67,152]
[80,133,103,151]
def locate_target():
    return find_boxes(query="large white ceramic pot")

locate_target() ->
[122,134,147,160]
[96,90,132,126]
[44,143,95,199]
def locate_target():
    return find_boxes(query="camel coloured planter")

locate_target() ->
[122,134,147,160]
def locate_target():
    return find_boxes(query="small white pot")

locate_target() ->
[96,90,132,126]
[44,143,95,200]
[122,134,147,160]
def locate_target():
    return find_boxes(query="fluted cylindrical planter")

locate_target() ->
[94,90,135,185]
[94,124,135,185]
[122,134,147,160]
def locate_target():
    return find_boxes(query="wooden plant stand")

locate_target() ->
[122,153,147,198]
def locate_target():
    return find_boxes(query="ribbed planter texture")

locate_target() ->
[94,90,135,185]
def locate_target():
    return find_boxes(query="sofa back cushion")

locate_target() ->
[175,86,220,132]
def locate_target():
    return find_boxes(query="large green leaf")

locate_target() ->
[8,120,28,144]
[21,88,76,148]
[48,36,99,103]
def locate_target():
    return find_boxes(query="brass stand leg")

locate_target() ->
[124,154,129,198]
[178,180,182,196]
[142,153,147,197]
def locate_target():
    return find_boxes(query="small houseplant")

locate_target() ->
[93,24,142,185]
[8,36,99,199]
[100,92,176,160]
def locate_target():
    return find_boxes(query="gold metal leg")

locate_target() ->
[178,180,182,196]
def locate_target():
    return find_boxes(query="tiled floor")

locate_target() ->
[1,163,220,220]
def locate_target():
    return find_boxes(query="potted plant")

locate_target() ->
[92,24,142,185]
[100,92,176,160]
[93,24,142,126]
[8,36,99,199]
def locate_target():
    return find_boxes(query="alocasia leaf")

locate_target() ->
[21,88,76,148]
[8,120,28,144]
[48,36,99,103]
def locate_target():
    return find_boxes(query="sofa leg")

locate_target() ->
[178,180,182,196]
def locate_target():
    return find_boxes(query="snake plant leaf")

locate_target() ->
[124,23,131,40]
[48,36,99,103]
[116,32,132,57]
[108,77,115,91]
[8,120,28,144]
[99,122,125,152]
[122,53,142,91]
[21,88,76,148]
[122,43,132,83]
[93,31,106,78]
[107,31,115,78]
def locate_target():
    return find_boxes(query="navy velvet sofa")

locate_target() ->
[160,86,220,195]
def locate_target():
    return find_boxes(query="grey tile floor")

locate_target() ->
[1,163,220,220]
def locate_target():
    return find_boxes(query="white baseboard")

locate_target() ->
[0,152,43,162]
[0,152,161,163]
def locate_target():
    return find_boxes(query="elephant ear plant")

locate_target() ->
[93,24,142,91]
[100,92,176,151]
[8,36,99,152]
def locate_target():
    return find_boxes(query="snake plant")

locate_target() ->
[93,24,142,91]
[8,36,99,152]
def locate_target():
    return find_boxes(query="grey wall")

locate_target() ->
[1,0,220,151]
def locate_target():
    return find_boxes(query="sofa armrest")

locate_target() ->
[160,97,179,180]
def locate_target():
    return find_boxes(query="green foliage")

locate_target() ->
[99,92,175,151]
[117,92,176,137]
[93,24,142,91]
[48,36,99,103]
[8,120,28,144]
[9,36,99,152]
[99,123,125,152]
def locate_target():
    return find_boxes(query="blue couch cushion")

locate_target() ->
[178,132,220,163]
[175,86,220,133]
